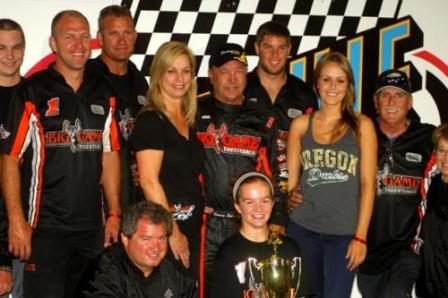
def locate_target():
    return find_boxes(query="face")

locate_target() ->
[122,220,169,277]
[234,180,274,230]
[160,54,192,101]
[375,87,412,128]
[209,60,247,105]
[50,14,91,72]
[435,137,448,181]
[0,30,24,79]
[255,35,290,76]
[316,62,348,107]
[98,16,136,62]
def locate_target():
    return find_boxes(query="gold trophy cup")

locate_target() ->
[247,233,302,298]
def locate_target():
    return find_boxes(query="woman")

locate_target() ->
[130,41,205,279]
[287,52,377,297]
[419,123,448,297]
[210,172,314,298]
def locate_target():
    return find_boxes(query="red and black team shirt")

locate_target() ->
[0,64,120,231]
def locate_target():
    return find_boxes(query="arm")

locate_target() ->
[346,115,377,270]
[135,149,190,268]
[0,269,12,296]
[102,151,121,247]
[286,116,308,212]
[1,155,32,260]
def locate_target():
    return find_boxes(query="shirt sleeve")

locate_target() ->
[130,110,166,152]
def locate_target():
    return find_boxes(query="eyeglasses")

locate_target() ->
[435,148,448,158]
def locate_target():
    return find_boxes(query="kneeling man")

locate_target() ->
[84,201,197,297]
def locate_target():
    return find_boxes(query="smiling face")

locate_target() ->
[98,15,136,63]
[255,34,290,76]
[234,180,274,231]
[435,137,448,182]
[375,86,412,128]
[0,29,24,82]
[160,54,192,101]
[316,61,349,107]
[50,13,91,73]
[121,219,169,277]
[209,60,247,105]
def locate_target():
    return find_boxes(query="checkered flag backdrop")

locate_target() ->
[122,0,401,92]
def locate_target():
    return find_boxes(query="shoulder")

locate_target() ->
[216,233,244,260]
[290,114,311,134]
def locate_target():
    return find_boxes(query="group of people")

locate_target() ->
[0,4,446,298]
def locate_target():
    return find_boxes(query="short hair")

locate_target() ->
[144,41,197,127]
[51,10,89,37]
[121,201,173,238]
[0,19,25,44]
[432,123,448,147]
[98,5,134,32]
[233,172,274,203]
[255,20,291,45]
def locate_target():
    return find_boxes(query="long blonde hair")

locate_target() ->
[144,41,197,127]
[314,51,359,140]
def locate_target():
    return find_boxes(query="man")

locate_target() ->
[84,200,197,297]
[245,21,318,188]
[0,18,25,298]
[90,5,148,208]
[357,69,434,297]
[196,43,286,296]
[0,11,121,298]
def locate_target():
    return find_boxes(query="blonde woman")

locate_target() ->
[287,52,377,297]
[130,41,205,279]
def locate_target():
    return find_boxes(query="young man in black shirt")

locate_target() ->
[0,18,25,298]
[210,172,313,297]
[90,5,149,209]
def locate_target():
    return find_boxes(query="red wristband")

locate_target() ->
[352,235,367,245]
[108,212,122,219]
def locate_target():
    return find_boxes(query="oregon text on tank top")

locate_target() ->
[290,114,360,235]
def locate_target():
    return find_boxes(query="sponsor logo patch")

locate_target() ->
[287,108,302,118]
[0,124,11,139]
[45,97,60,117]
[90,104,105,115]
[137,95,147,105]
[406,152,422,163]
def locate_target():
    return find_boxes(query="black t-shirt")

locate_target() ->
[210,232,314,298]
[130,110,205,228]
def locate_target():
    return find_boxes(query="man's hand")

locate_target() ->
[169,225,190,269]
[268,224,286,235]
[8,219,32,260]
[104,216,121,247]
[287,189,303,213]
[0,269,13,295]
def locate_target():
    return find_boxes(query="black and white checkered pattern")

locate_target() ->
[123,0,401,89]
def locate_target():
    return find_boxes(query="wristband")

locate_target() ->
[108,212,122,219]
[352,235,367,245]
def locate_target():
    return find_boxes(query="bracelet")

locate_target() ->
[108,212,122,219]
[352,235,367,245]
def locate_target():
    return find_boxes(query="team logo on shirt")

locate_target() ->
[45,118,103,153]
[163,289,173,298]
[118,109,135,140]
[196,123,261,156]
[0,124,11,139]
[171,204,195,221]
[377,164,421,195]
[45,97,60,117]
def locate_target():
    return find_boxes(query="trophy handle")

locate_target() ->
[247,258,261,286]
[291,257,302,298]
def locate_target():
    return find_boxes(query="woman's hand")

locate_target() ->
[169,224,190,268]
[346,239,367,271]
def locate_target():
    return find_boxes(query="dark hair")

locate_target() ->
[121,201,173,238]
[255,20,290,45]
[314,51,359,141]
[98,5,134,32]
[233,172,274,203]
[432,123,448,147]
[0,19,25,44]
[51,10,89,36]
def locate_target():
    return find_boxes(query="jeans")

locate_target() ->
[288,221,355,298]
[357,249,421,298]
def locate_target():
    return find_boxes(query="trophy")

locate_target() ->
[247,233,302,298]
